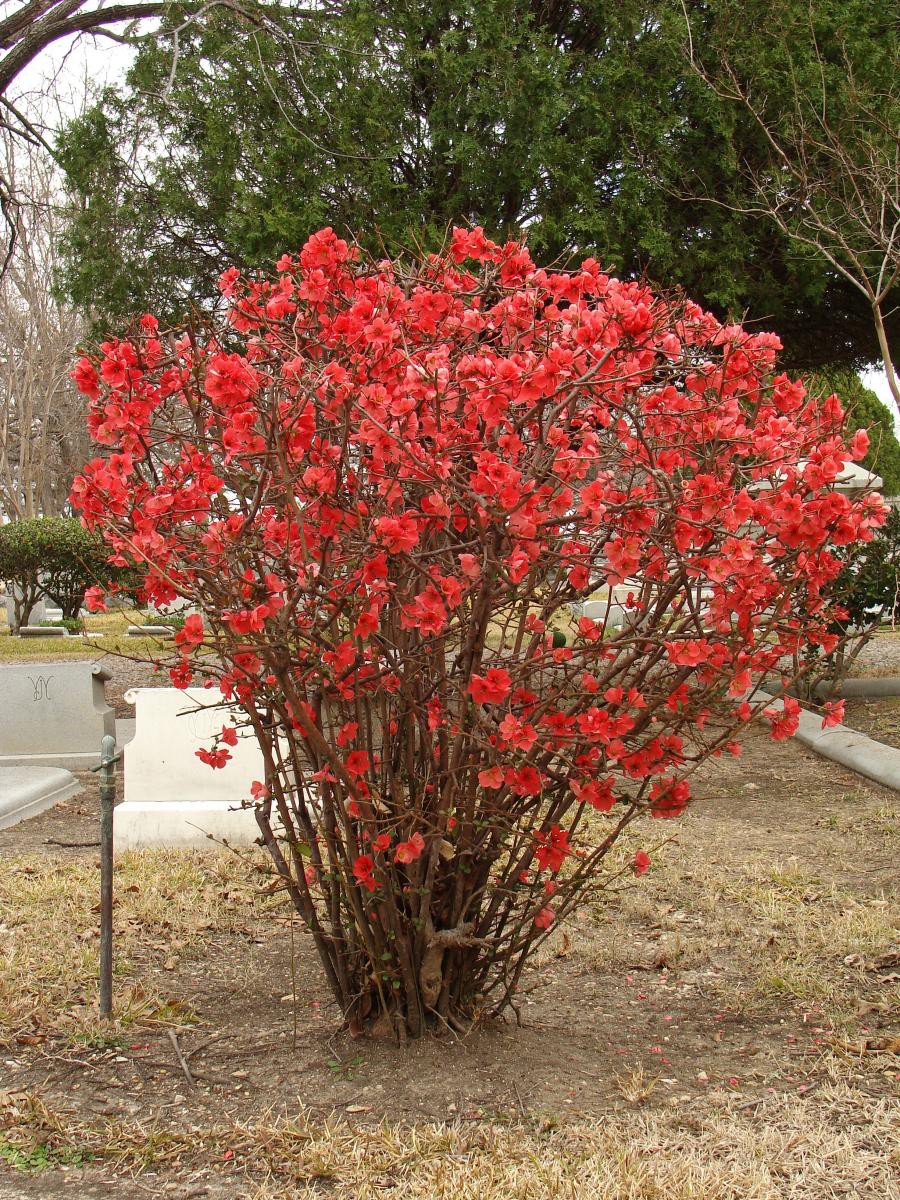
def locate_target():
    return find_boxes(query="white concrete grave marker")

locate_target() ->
[115,687,266,849]
[0,766,81,829]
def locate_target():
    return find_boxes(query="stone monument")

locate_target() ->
[0,766,82,829]
[0,662,116,770]
[115,687,265,849]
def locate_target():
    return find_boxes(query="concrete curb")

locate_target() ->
[759,691,900,792]
[814,676,900,699]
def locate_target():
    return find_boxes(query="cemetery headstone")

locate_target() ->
[0,661,116,770]
[115,687,265,849]
[4,590,44,628]
[0,765,81,829]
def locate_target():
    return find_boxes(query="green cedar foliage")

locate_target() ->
[58,1,895,370]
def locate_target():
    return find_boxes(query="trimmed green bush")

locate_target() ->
[839,506,900,628]
[37,617,84,634]
[0,517,113,629]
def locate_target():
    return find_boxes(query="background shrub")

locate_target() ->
[0,517,114,628]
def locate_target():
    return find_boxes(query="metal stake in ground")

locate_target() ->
[95,733,119,1018]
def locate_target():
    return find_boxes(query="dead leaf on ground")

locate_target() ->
[553,932,571,959]
[829,1035,900,1056]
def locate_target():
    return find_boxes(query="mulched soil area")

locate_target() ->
[99,656,169,718]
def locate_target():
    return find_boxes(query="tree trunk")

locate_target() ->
[873,300,900,413]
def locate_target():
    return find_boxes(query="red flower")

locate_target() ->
[848,428,869,461]
[71,358,100,399]
[571,778,615,812]
[603,536,641,586]
[175,614,205,649]
[633,850,651,876]
[353,855,378,892]
[498,714,538,752]
[354,606,380,640]
[534,906,555,929]
[204,352,259,408]
[468,668,512,705]
[400,585,447,636]
[362,552,389,583]
[344,750,370,778]
[336,721,359,748]
[649,779,690,819]
[508,766,542,796]
[220,725,238,746]
[821,700,844,729]
[534,825,571,874]
[374,512,419,554]
[458,553,481,579]
[84,585,107,613]
[394,832,425,864]
[196,747,231,769]
[765,695,801,742]
[478,766,504,789]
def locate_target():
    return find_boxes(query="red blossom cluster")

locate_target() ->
[70,226,883,1037]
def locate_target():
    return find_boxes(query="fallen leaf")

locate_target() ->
[829,1035,900,1056]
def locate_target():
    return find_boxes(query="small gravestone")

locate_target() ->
[115,687,265,849]
[19,625,67,638]
[126,625,175,638]
[0,766,81,829]
[581,598,626,628]
[4,591,46,627]
[0,662,116,770]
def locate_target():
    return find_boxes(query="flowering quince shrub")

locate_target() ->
[70,227,885,1040]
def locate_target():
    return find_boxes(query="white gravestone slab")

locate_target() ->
[0,662,116,770]
[2,592,63,628]
[0,766,81,829]
[115,687,265,849]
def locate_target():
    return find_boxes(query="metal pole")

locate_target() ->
[97,734,117,1018]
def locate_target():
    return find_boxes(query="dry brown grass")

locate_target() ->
[0,789,897,1197]
[582,821,899,1029]
[1,1076,895,1198]
[0,850,271,1046]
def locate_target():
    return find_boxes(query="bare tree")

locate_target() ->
[682,5,899,409]
[0,126,89,520]
[0,1,309,96]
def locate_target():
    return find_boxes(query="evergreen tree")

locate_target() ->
[58,0,896,370]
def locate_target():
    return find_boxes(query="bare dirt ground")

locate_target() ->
[844,697,900,751]
[1,723,897,1198]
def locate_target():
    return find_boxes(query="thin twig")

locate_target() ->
[167,1028,195,1088]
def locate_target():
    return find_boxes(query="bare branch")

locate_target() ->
[679,3,900,408]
